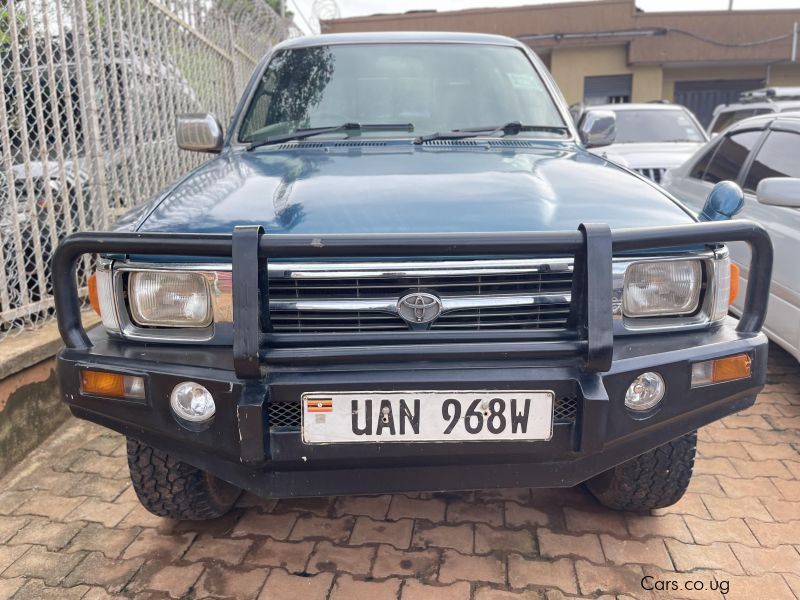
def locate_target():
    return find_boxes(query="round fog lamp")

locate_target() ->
[170,381,215,423]
[625,372,665,412]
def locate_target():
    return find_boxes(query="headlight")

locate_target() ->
[623,260,701,317]
[128,271,211,327]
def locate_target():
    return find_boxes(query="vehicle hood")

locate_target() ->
[591,142,704,170]
[131,143,694,235]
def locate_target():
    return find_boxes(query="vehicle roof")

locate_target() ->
[275,31,526,50]
[727,111,800,132]
[588,103,687,112]
[714,99,800,114]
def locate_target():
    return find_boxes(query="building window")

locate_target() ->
[583,74,632,105]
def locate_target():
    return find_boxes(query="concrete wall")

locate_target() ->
[548,46,800,106]
[0,318,98,478]
[769,63,800,86]
[550,45,626,105]
[548,44,664,105]
[0,358,69,477]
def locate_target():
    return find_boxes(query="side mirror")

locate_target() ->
[579,110,616,148]
[699,181,744,221]
[756,177,800,208]
[176,113,223,153]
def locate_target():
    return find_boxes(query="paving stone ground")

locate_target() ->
[1,344,799,600]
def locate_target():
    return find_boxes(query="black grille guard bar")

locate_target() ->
[53,220,772,379]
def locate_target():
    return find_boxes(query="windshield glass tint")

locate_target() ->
[239,44,565,143]
[611,109,706,143]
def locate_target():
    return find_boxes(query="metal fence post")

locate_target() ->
[227,16,240,111]
[72,0,110,230]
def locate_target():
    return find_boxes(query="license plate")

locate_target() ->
[301,390,554,444]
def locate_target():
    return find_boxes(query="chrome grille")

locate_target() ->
[635,167,667,184]
[268,260,574,334]
[269,271,573,298]
[270,310,408,332]
[268,396,579,428]
[430,304,572,330]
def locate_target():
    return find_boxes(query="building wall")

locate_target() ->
[548,45,663,105]
[548,46,800,107]
[661,65,770,101]
[769,63,800,86]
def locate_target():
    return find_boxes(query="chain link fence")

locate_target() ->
[0,0,292,339]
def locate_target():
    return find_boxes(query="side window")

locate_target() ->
[701,130,762,184]
[689,145,717,180]
[742,130,800,192]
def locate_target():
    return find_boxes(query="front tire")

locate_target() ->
[126,438,241,520]
[586,431,697,512]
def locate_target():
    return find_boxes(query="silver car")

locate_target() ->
[663,113,800,360]
[708,87,800,136]
[574,103,708,184]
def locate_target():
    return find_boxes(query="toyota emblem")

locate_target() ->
[397,292,442,324]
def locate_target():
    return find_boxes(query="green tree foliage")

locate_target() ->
[264,0,293,19]
[0,5,28,48]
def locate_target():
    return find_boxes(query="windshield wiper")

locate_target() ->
[414,121,569,145]
[247,123,414,150]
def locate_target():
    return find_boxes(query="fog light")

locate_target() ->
[80,369,145,400]
[625,372,665,411]
[692,353,752,387]
[170,381,215,423]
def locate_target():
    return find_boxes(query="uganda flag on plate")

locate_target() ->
[306,397,333,413]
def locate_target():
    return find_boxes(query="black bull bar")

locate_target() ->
[53,220,773,380]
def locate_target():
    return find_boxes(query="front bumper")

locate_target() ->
[57,321,767,497]
[52,220,773,497]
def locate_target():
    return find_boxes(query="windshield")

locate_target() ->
[238,43,567,144]
[611,109,706,143]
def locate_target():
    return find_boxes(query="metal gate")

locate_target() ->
[674,79,765,127]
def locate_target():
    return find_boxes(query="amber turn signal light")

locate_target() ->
[729,263,740,305]
[87,273,101,315]
[691,353,752,387]
[80,369,145,399]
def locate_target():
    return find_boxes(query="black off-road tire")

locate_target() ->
[586,431,697,512]
[126,437,241,520]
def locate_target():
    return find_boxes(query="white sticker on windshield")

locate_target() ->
[507,73,539,90]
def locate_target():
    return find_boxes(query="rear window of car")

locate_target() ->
[710,108,774,134]
[690,130,762,183]
[610,109,706,143]
[742,130,800,192]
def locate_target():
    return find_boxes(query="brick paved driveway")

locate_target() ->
[1,345,799,600]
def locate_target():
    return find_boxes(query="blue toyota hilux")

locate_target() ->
[54,32,772,519]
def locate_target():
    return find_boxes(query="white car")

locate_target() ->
[663,113,800,360]
[708,87,800,136]
[575,103,708,184]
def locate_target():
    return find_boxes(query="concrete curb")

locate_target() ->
[0,314,101,381]
[0,313,101,478]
